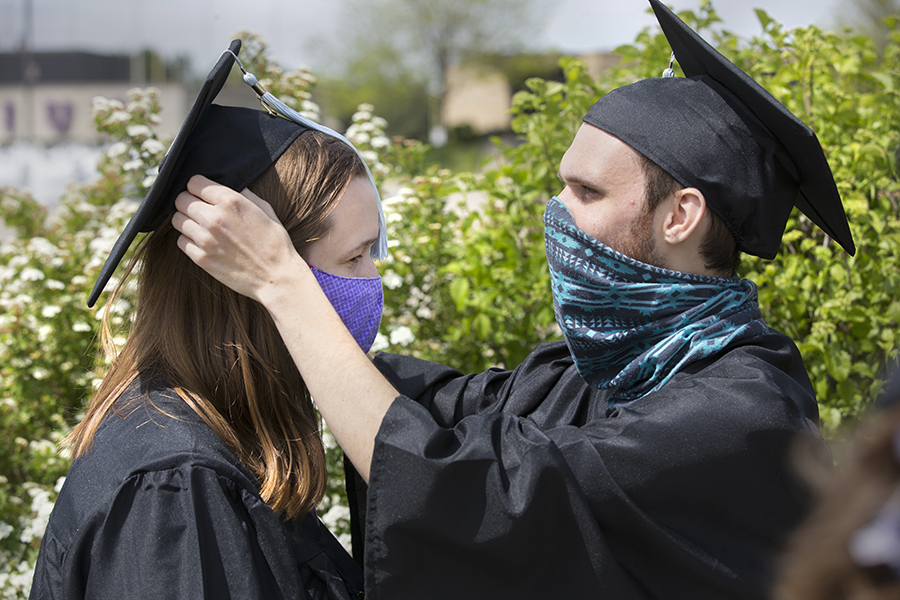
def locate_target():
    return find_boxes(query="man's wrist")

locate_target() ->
[255,252,311,312]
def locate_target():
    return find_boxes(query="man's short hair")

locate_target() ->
[638,153,741,276]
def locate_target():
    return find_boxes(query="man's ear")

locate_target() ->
[662,187,706,245]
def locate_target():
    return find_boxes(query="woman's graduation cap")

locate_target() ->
[88,40,388,307]
[583,0,855,259]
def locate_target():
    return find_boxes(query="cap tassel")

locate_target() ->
[223,49,390,261]
[662,52,676,78]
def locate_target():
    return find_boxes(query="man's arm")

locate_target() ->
[172,175,395,482]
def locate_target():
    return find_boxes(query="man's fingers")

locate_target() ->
[171,208,205,244]
[184,174,237,205]
[237,187,279,221]
[175,188,210,222]
[184,174,277,218]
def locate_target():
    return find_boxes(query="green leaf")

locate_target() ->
[449,277,470,310]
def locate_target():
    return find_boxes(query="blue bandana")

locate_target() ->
[544,196,768,404]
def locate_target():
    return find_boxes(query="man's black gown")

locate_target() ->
[356,332,825,599]
[30,384,363,600]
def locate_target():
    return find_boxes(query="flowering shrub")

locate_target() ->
[0,163,138,596]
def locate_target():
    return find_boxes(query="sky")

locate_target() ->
[0,0,847,77]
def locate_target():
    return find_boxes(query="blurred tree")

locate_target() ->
[323,0,550,139]
[836,0,899,52]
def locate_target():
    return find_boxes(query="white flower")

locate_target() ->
[37,325,53,342]
[370,332,389,353]
[321,428,337,450]
[107,142,128,157]
[141,138,166,155]
[27,237,58,258]
[416,306,433,320]
[338,532,352,553]
[20,486,54,544]
[45,280,65,291]
[29,439,56,455]
[382,272,403,290]
[300,99,320,114]
[41,305,61,318]
[320,504,350,530]
[0,265,15,283]
[126,124,152,139]
[20,267,44,282]
[389,326,415,347]
[91,96,110,111]
[122,159,143,172]
[371,135,390,149]
[72,321,91,333]
[106,110,130,124]
[0,521,13,541]
[8,255,28,268]
[32,367,50,380]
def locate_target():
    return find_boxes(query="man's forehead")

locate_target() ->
[560,124,642,180]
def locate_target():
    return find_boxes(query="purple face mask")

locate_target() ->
[310,265,383,352]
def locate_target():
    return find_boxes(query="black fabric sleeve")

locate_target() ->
[372,342,581,427]
[342,452,367,568]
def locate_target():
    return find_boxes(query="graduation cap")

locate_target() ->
[583,0,855,259]
[88,39,388,307]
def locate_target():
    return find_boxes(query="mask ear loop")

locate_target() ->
[223,49,390,262]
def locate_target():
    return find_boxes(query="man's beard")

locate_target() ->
[608,207,668,270]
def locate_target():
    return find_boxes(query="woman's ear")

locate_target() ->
[662,187,706,245]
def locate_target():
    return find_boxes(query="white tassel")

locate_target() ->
[662,52,676,78]
[230,52,390,260]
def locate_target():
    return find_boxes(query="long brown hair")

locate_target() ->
[68,130,368,519]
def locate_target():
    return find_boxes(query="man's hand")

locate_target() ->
[172,174,306,305]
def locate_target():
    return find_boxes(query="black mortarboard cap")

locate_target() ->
[87,40,309,307]
[583,0,855,259]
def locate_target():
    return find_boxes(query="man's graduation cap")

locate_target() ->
[88,39,388,307]
[583,0,855,259]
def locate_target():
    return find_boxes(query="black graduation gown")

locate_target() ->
[360,332,825,600]
[30,385,363,600]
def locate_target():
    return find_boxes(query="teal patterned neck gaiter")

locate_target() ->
[544,196,768,404]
